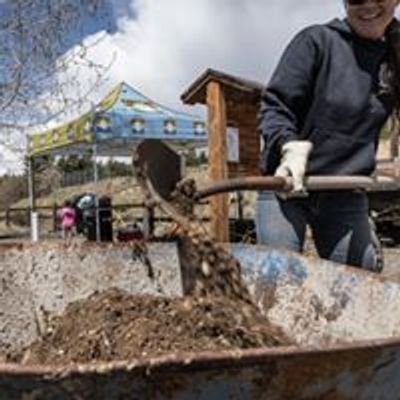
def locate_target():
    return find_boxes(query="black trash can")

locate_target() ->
[85,210,97,241]
[72,193,113,241]
[71,193,96,240]
[99,195,113,242]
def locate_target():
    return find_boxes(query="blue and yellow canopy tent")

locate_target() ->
[28,81,206,158]
[26,82,207,239]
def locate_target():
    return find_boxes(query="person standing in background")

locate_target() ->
[58,200,76,240]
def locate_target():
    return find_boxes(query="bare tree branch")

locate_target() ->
[0,0,112,154]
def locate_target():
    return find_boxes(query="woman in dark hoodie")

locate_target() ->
[257,0,400,271]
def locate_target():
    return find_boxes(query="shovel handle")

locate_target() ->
[195,175,400,200]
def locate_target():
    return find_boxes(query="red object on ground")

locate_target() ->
[117,225,144,242]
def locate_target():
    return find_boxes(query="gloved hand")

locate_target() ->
[275,140,313,192]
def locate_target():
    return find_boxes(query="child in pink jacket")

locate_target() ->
[58,200,76,239]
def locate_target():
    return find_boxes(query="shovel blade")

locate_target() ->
[136,139,181,201]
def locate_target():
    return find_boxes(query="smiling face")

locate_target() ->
[345,0,397,39]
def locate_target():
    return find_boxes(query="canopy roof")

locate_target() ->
[28,82,207,157]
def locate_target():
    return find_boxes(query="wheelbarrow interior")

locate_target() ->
[0,241,398,352]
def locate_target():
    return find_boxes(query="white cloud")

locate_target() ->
[88,0,344,112]
[33,1,346,127]
[0,144,25,175]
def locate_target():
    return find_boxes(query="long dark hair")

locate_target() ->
[385,18,400,118]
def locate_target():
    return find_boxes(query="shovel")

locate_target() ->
[135,139,400,208]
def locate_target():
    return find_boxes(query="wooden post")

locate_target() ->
[26,208,31,226]
[206,81,229,242]
[237,192,244,220]
[5,208,10,227]
[143,205,155,240]
[53,204,58,232]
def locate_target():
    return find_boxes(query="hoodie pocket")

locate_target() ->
[307,128,376,175]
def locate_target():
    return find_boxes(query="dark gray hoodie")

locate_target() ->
[258,18,394,176]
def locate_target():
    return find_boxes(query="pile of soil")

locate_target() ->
[19,288,290,365]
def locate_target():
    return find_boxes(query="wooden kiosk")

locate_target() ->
[181,69,264,242]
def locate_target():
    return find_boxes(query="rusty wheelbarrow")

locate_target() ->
[0,242,400,399]
[1,140,400,398]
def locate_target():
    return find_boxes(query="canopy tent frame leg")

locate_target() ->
[93,142,100,243]
[28,156,36,212]
[27,156,39,241]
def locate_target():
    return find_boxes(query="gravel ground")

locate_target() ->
[380,248,400,283]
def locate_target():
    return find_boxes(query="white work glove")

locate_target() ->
[275,140,313,192]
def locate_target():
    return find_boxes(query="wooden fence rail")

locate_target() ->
[0,203,148,231]
[0,202,211,239]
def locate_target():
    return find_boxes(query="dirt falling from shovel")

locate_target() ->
[168,179,256,303]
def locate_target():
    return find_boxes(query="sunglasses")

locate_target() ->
[346,0,388,5]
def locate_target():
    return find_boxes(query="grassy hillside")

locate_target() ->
[13,176,143,209]
[12,165,211,209]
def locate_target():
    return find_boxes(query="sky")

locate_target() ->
[87,0,344,112]
[2,0,348,174]
[37,0,346,128]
